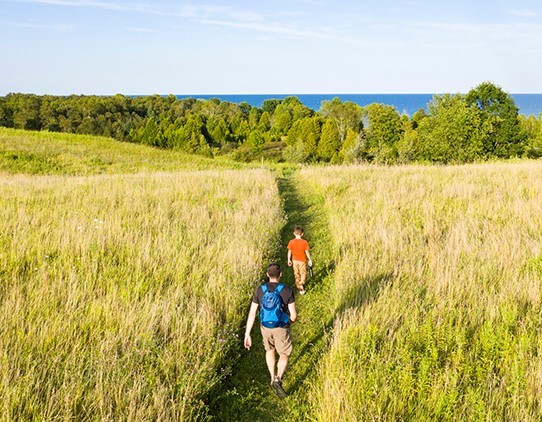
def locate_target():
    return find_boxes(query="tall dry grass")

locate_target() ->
[300,161,542,421]
[0,169,282,420]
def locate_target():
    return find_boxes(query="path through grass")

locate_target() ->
[208,169,336,421]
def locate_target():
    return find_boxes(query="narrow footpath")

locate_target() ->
[208,168,336,421]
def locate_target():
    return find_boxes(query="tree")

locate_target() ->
[415,94,485,163]
[248,107,261,129]
[300,116,321,159]
[262,99,281,115]
[271,103,293,136]
[339,128,363,163]
[411,108,428,129]
[258,111,271,132]
[465,82,526,157]
[362,103,403,163]
[319,97,363,144]
[208,117,230,146]
[520,114,542,158]
[317,119,341,161]
[10,94,41,130]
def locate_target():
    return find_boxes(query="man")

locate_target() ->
[244,263,297,398]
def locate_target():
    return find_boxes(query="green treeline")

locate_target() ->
[1,82,542,164]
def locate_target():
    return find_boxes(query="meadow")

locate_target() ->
[0,128,243,175]
[299,162,542,421]
[0,129,283,419]
[3,128,542,421]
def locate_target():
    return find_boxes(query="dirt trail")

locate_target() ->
[208,170,336,421]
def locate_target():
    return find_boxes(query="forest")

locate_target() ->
[1,82,542,164]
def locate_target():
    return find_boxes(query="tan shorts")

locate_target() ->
[293,260,307,288]
[260,326,292,356]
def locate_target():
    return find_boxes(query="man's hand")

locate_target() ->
[244,334,252,350]
[288,260,292,267]
[308,259,312,267]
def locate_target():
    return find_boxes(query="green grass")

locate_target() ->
[0,127,244,175]
[207,168,337,421]
[3,128,542,420]
[300,162,542,421]
[0,130,283,420]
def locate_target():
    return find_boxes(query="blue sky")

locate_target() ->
[1,0,541,95]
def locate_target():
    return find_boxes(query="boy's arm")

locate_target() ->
[244,302,259,350]
[305,250,312,267]
[287,249,292,266]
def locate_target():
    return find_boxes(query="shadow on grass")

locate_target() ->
[207,170,392,421]
[286,271,392,396]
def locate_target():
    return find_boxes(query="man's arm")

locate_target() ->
[287,249,293,266]
[288,302,297,323]
[244,302,259,350]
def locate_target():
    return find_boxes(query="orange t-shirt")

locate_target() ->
[288,238,310,262]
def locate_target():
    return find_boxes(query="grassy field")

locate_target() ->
[0,130,284,420]
[3,128,542,420]
[298,162,542,421]
[0,128,243,175]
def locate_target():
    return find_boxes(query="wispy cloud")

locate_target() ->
[7,0,354,42]
[194,17,353,42]
[11,0,165,14]
[176,4,353,43]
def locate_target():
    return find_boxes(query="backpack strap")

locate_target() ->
[261,284,268,293]
[275,283,285,294]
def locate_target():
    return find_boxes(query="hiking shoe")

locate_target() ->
[298,288,306,295]
[272,378,287,399]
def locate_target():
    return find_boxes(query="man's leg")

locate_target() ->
[276,354,289,380]
[265,349,276,383]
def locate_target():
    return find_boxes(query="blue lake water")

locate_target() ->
[176,93,542,117]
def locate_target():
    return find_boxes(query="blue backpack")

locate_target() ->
[260,284,290,328]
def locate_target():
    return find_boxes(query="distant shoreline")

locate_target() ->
[173,93,542,116]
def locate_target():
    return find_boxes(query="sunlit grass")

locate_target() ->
[0,168,283,420]
[300,161,542,421]
[0,127,244,175]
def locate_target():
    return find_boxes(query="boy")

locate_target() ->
[244,263,297,397]
[287,226,312,294]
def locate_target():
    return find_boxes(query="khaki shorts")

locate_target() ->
[293,260,307,288]
[260,326,292,356]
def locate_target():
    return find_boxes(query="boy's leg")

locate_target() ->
[299,262,307,289]
[293,260,303,289]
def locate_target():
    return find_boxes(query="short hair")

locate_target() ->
[267,263,281,278]
[294,225,304,235]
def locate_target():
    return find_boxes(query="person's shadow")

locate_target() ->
[287,271,393,394]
